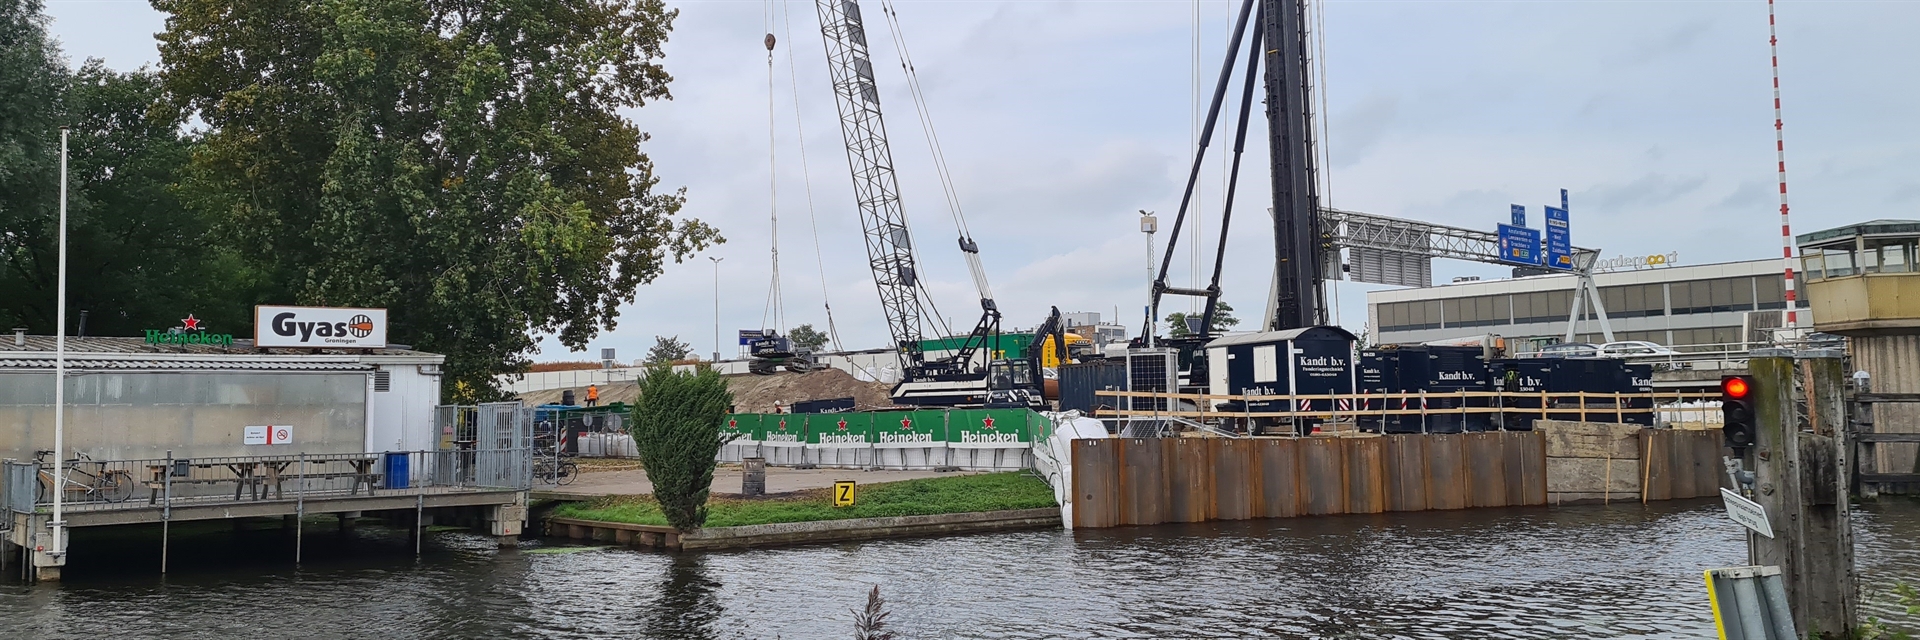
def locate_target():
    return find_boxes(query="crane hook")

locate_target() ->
[764,33,776,51]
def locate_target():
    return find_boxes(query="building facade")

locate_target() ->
[1367,258,1809,350]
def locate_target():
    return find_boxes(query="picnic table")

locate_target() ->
[144,453,384,504]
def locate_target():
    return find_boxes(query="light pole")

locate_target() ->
[1141,210,1158,349]
[710,256,723,362]
[52,126,69,557]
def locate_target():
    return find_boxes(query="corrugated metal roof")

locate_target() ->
[1204,326,1358,348]
[0,335,435,357]
[0,357,371,372]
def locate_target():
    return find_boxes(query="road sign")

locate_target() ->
[1496,224,1542,266]
[833,480,857,507]
[1511,204,1526,227]
[1720,487,1774,538]
[1544,205,1573,270]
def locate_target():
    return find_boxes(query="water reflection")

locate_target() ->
[0,499,1912,639]
[644,555,723,640]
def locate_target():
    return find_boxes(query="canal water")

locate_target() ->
[2,498,1915,639]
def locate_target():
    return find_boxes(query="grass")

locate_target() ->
[547,472,1057,528]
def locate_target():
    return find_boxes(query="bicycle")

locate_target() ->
[533,456,579,486]
[34,450,135,504]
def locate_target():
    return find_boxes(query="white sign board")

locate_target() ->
[255,306,388,348]
[1721,487,1775,538]
[244,425,294,445]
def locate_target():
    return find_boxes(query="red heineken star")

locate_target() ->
[836,419,848,431]
[778,419,787,430]
[900,418,913,430]
[728,419,737,428]
[180,314,202,330]
[982,417,996,430]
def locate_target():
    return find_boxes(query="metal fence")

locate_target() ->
[2,459,35,529]
[1,448,531,514]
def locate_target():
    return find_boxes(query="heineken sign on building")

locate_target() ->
[144,314,234,347]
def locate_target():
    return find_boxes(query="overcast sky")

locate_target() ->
[44,0,1920,361]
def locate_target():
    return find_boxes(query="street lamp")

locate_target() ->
[52,126,69,556]
[710,256,723,363]
[1140,210,1158,349]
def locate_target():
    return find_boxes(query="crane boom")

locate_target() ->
[814,0,931,371]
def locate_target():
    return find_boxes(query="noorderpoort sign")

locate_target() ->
[254,306,388,349]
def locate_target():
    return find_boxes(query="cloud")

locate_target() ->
[1329,94,1398,169]
[1577,174,1709,211]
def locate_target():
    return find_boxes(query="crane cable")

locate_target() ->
[878,0,987,335]
[1312,0,1339,327]
[760,2,788,336]
[779,0,846,352]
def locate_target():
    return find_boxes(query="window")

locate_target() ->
[1757,276,1786,310]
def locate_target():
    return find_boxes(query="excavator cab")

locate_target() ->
[983,359,1041,409]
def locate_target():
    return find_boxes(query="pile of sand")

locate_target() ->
[514,367,893,413]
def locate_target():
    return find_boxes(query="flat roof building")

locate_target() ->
[1367,258,1810,351]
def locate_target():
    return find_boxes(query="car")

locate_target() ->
[1535,342,1600,358]
[1599,341,1682,357]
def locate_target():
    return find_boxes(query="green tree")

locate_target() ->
[153,0,720,402]
[630,365,734,532]
[645,334,692,365]
[0,0,256,335]
[1166,301,1240,338]
[787,323,829,352]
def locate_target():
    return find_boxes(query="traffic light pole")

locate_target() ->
[1744,349,1856,638]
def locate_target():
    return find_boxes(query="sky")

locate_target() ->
[41,0,1920,362]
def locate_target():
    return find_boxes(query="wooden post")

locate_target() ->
[1748,349,1856,638]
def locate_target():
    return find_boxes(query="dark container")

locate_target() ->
[561,389,576,406]
[1205,327,1357,436]
[1373,346,1489,434]
[382,452,410,490]
[1059,360,1128,415]
[794,396,857,414]
[1489,358,1553,430]
[1355,350,1402,432]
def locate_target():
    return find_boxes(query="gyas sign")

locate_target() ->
[255,306,388,348]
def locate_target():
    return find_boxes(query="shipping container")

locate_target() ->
[1058,360,1128,418]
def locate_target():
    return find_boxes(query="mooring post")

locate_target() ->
[1800,349,1857,635]
[414,493,424,556]
[1850,371,1877,500]
[1747,349,1856,637]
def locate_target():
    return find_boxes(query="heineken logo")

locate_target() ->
[878,432,934,444]
[766,433,800,443]
[960,431,1020,444]
[981,417,996,430]
[837,419,849,431]
[728,419,738,428]
[900,418,913,431]
[145,314,234,347]
[818,433,865,445]
[778,419,788,431]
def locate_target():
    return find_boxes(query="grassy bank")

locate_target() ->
[549,472,1057,528]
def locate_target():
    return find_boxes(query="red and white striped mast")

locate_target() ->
[1767,0,1799,330]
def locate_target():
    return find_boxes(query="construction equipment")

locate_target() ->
[745,329,819,375]
[813,0,1005,406]
[986,307,1081,408]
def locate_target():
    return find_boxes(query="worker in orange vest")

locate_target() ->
[585,384,599,407]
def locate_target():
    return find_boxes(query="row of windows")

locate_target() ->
[1377,275,1803,332]
[1563,327,1744,349]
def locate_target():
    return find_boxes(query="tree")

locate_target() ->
[153,0,721,402]
[645,335,693,365]
[787,323,829,352]
[1166,301,1241,338]
[0,0,258,335]
[630,365,734,532]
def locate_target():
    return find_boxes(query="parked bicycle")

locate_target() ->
[34,450,135,504]
[534,456,579,486]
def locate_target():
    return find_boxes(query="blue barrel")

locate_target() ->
[383,452,410,489]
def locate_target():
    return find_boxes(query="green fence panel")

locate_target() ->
[764,413,806,444]
[723,414,763,442]
[948,409,1027,447]
[809,412,872,446]
[871,410,946,447]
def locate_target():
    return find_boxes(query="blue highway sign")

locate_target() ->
[1497,224,1543,266]
[1544,206,1572,270]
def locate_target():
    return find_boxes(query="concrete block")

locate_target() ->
[1546,457,1641,494]
[1537,420,1644,459]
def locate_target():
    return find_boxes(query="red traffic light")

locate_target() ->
[1722,376,1752,399]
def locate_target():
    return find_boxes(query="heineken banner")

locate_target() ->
[947,409,1034,449]
[807,412,872,448]
[763,414,805,446]
[722,414,759,442]
[871,410,947,448]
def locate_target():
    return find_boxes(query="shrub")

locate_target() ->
[630,365,735,531]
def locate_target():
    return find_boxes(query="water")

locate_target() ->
[2,499,1915,639]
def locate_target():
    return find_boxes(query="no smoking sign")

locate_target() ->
[244,425,296,445]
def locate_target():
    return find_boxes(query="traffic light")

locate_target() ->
[1721,375,1757,451]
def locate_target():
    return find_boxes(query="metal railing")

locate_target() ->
[1089,389,1736,434]
[5,448,531,513]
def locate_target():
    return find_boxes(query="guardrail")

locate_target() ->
[6,448,532,513]
[1093,389,1726,430]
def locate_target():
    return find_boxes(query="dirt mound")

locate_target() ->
[514,367,892,413]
